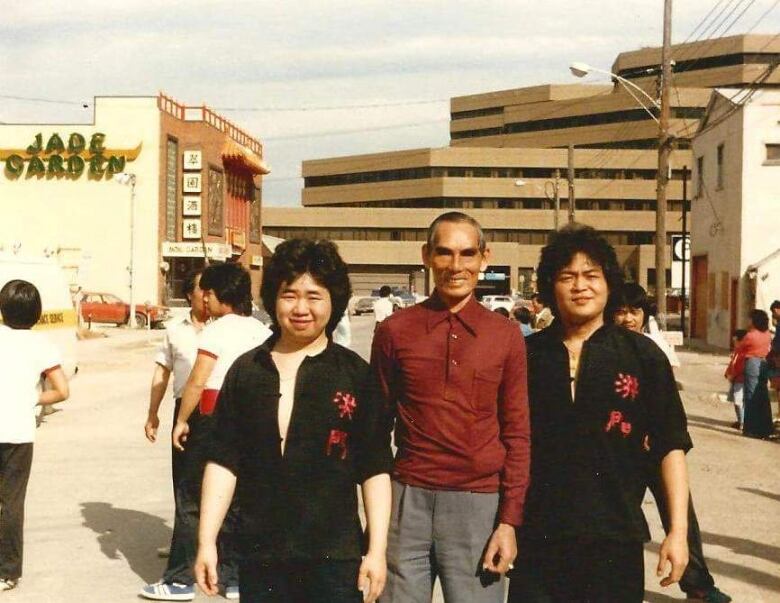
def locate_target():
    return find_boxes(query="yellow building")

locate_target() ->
[1,94,269,307]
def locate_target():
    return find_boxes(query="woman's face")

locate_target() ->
[275,272,332,343]
[614,305,645,333]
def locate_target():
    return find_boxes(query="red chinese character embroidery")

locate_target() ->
[614,373,639,400]
[605,410,623,432]
[333,391,357,420]
[326,429,349,459]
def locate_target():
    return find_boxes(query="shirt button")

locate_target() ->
[451,333,458,340]
[451,359,458,366]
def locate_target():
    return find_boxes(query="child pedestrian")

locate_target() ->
[725,329,748,430]
[0,280,69,592]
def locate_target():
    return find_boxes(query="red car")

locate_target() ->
[78,292,169,328]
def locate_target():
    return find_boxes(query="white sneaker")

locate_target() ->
[0,579,18,592]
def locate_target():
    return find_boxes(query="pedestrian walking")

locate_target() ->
[513,306,534,337]
[739,310,774,438]
[140,270,208,601]
[171,262,271,600]
[530,293,553,330]
[373,285,394,329]
[614,282,732,603]
[372,211,530,603]
[0,280,69,592]
[508,225,692,603]
[194,239,392,603]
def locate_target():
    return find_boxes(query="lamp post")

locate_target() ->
[570,60,672,328]
[515,173,560,231]
[114,172,137,328]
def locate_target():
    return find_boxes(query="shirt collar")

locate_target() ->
[424,292,481,335]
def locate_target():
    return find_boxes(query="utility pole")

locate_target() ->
[681,165,689,339]
[656,0,673,330]
[567,144,576,223]
[553,168,561,231]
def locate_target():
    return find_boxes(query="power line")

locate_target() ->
[263,118,449,141]
[682,0,730,43]
[216,99,448,112]
[0,94,89,107]
[746,0,780,31]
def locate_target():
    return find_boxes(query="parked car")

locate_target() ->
[353,296,378,315]
[370,288,416,311]
[480,295,515,313]
[78,291,169,328]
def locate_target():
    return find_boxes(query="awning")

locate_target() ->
[222,141,270,175]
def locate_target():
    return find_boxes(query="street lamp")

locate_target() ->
[570,60,672,328]
[114,172,137,328]
[569,62,660,123]
[515,174,561,231]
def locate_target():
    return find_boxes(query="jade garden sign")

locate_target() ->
[1,132,142,179]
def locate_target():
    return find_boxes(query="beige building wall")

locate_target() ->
[691,90,780,348]
[1,97,162,304]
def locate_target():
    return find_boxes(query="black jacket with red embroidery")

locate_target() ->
[518,322,692,544]
[207,337,393,562]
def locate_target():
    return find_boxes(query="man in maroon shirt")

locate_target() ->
[372,212,530,603]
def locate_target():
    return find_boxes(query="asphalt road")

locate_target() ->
[4,315,779,602]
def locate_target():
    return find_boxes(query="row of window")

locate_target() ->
[264,227,677,246]
[618,52,780,81]
[323,198,688,211]
[304,165,689,188]
[451,107,705,140]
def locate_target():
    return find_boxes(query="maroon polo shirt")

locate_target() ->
[371,293,531,526]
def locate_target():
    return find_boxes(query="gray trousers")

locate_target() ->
[380,480,505,603]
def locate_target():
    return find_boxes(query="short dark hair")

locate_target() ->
[199,262,253,316]
[734,328,748,341]
[494,307,510,318]
[614,282,652,327]
[536,223,624,319]
[514,306,532,324]
[261,238,351,336]
[0,279,42,329]
[379,285,392,298]
[426,211,486,253]
[183,269,203,303]
[770,300,780,312]
[749,309,770,332]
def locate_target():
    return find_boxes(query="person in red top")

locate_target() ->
[372,211,530,603]
[739,309,774,438]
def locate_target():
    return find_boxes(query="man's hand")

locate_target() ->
[194,542,219,596]
[657,529,689,587]
[357,552,386,602]
[482,522,517,575]
[172,420,190,451]
[144,413,160,443]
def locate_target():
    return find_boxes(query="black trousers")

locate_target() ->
[647,478,715,595]
[0,443,33,580]
[238,559,363,603]
[508,540,644,603]
[162,401,239,586]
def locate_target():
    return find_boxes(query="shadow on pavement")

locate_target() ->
[686,414,740,437]
[646,538,780,593]
[737,486,780,503]
[80,502,170,583]
[643,592,682,602]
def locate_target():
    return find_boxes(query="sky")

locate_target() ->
[2,0,779,206]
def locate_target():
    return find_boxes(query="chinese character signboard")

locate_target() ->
[183,150,202,171]
[207,168,224,236]
[183,173,201,193]
[183,195,201,216]
[182,218,202,239]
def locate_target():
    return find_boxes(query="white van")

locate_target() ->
[0,252,79,378]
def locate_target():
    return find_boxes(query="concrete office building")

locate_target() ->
[0,93,269,306]
[264,34,779,299]
[265,146,687,296]
[450,34,780,150]
[690,89,780,348]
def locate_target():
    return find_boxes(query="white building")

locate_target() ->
[691,89,780,348]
